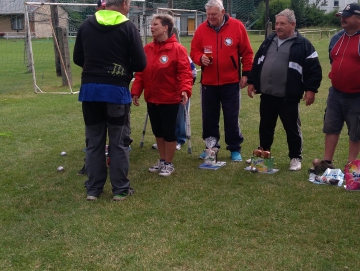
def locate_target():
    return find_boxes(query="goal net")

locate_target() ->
[0,0,146,94]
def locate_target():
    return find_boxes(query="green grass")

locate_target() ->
[0,33,359,270]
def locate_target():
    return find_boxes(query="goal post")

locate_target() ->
[24,1,97,94]
[23,0,146,94]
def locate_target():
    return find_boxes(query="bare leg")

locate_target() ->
[348,139,360,162]
[323,134,339,161]
[164,141,177,163]
[156,137,166,160]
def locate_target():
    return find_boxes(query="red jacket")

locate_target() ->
[131,35,193,104]
[190,14,253,86]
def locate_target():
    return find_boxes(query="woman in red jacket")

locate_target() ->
[131,14,193,177]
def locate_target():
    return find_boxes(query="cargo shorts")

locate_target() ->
[323,87,360,142]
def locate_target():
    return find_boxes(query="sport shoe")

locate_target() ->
[289,158,301,171]
[246,158,251,164]
[113,187,134,201]
[159,163,175,177]
[199,150,207,159]
[176,143,181,151]
[77,164,85,175]
[231,151,242,162]
[149,159,165,173]
[152,143,158,149]
[86,195,98,201]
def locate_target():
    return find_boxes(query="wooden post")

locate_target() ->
[56,27,72,86]
[227,0,232,16]
[50,1,62,77]
[266,22,272,38]
[265,0,270,38]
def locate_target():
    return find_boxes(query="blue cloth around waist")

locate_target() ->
[78,83,132,104]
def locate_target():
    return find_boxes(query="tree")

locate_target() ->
[291,0,308,28]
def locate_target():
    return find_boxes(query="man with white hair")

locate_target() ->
[247,9,322,171]
[190,0,253,162]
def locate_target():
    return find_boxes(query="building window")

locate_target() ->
[334,1,339,7]
[11,16,24,30]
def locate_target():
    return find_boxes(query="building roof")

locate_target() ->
[0,0,40,15]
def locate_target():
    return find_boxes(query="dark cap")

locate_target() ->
[335,2,360,17]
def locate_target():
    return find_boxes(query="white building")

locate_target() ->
[309,0,358,13]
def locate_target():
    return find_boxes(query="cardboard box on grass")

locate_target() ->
[251,156,274,173]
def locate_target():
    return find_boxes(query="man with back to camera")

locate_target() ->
[247,8,322,171]
[190,0,253,162]
[73,0,146,201]
[313,3,360,172]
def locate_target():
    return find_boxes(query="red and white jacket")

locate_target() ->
[131,35,193,104]
[190,14,253,86]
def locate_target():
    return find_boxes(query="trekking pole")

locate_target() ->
[184,100,192,154]
[139,111,148,148]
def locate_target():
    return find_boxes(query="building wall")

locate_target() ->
[33,6,68,38]
[0,15,12,33]
[309,0,354,13]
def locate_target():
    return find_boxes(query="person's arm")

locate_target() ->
[131,71,144,106]
[190,29,204,67]
[303,41,322,95]
[177,46,193,102]
[73,27,84,68]
[238,22,254,88]
[128,23,147,72]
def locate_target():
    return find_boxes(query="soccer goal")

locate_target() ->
[22,1,146,94]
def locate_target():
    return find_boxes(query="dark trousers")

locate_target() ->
[201,83,243,152]
[82,102,131,197]
[259,94,302,160]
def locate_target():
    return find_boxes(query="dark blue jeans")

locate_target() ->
[201,83,243,152]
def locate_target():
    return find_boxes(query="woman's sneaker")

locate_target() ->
[159,163,175,177]
[148,159,165,173]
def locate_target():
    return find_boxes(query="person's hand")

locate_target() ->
[240,76,248,89]
[132,95,140,106]
[181,91,188,105]
[201,54,212,66]
[247,84,255,98]
[303,91,315,106]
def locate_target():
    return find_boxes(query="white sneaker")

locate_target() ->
[159,163,175,177]
[151,143,158,149]
[148,160,164,172]
[289,158,301,171]
[246,158,251,164]
[176,143,181,151]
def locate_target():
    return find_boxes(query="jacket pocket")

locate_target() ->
[230,55,237,70]
[107,104,126,118]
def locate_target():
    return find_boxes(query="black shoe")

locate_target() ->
[77,165,85,175]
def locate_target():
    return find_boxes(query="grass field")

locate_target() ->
[1,33,359,270]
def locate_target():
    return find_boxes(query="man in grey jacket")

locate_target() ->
[247,8,322,171]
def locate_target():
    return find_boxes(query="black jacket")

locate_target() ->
[247,32,322,102]
[73,13,146,87]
